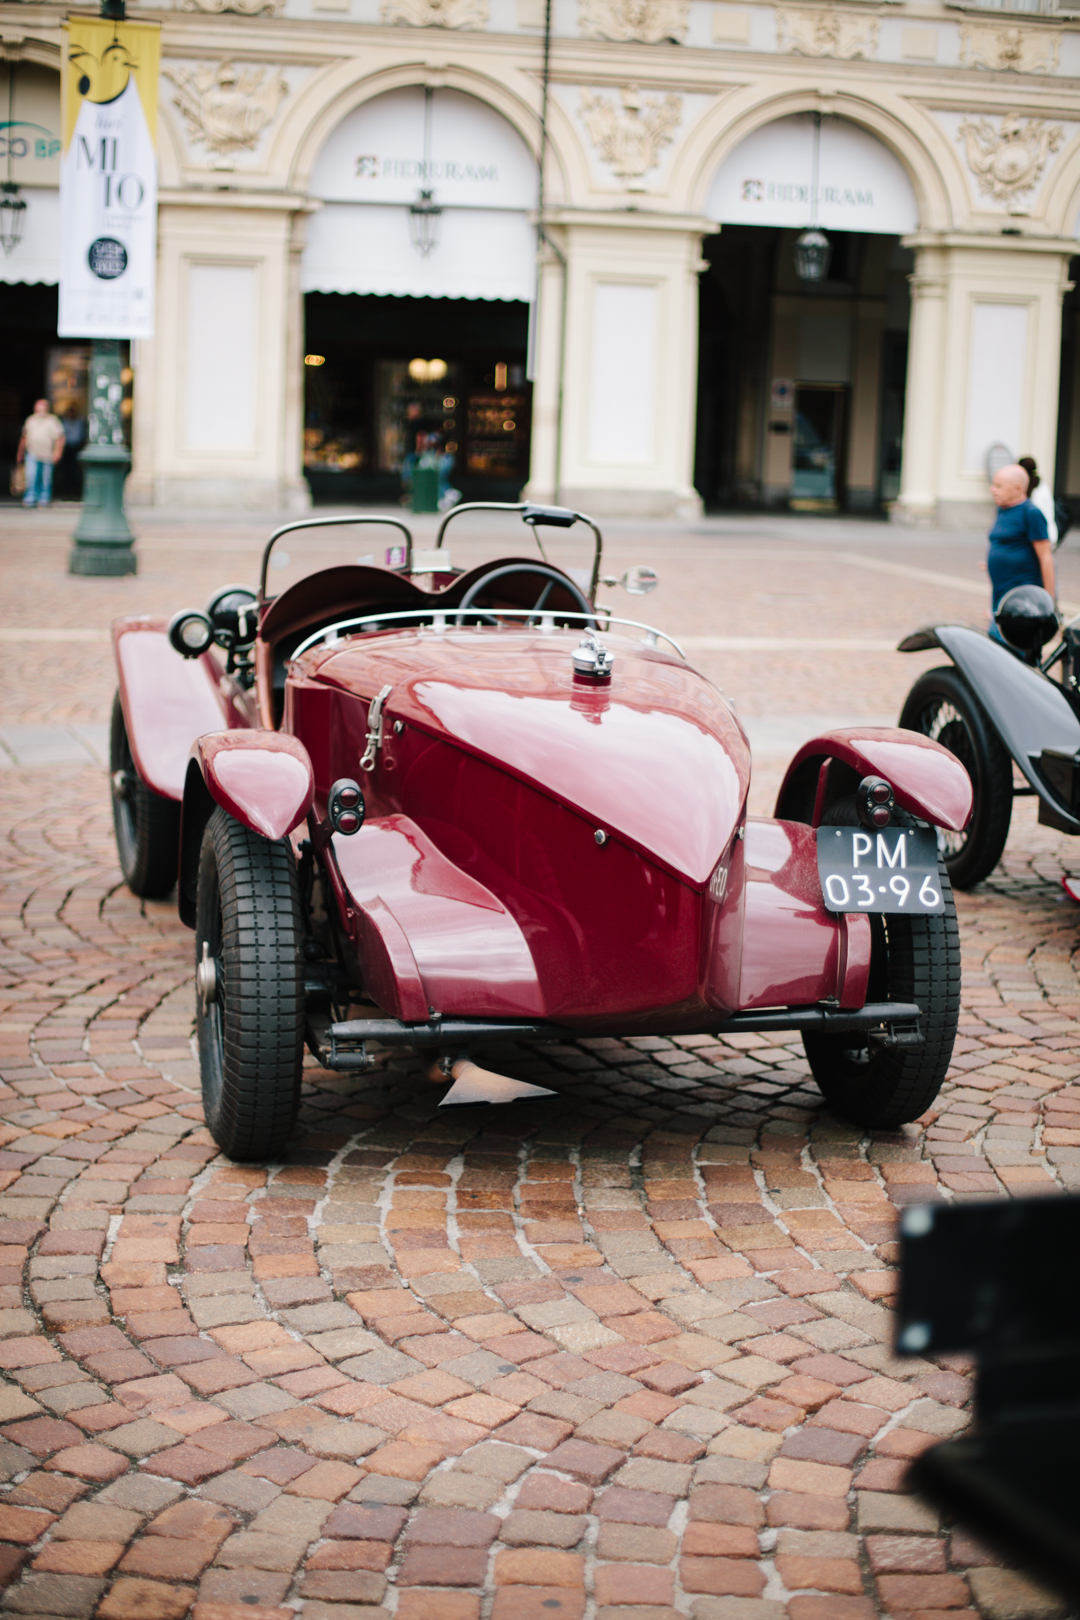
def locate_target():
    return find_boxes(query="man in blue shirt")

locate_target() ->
[987,462,1054,613]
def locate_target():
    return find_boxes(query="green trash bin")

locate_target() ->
[411,463,440,514]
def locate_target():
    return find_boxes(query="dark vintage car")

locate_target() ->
[898,584,1080,896]
[109,504,972,1160]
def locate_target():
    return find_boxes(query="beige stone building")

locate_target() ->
[2,0,1080,523]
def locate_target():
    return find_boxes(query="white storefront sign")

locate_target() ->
[707,115,919,235]
[58,17,160,339]
[303,87,537,301]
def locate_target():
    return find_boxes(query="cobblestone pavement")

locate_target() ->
[0,509,1078,1620]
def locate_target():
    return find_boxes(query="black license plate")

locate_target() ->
[817,825,943,914]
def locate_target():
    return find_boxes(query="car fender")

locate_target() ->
[113,618,227,799]
[702,819,872,1016]
[775,727,973,832]
[177,731,315,927]
[900,624,1080,831]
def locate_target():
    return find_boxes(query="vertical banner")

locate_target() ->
[59,16,159,338]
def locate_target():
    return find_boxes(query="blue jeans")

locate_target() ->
[23,455,53,506]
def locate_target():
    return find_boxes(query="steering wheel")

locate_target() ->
[456,563,593,626]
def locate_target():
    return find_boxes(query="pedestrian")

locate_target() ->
[58,405,87,499]
[1018,455,1058,547]
[16,399,65,508]
[986,464,1054,647]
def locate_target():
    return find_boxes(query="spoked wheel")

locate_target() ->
[804,803,961,1129]
[109,691,182,899]
[899,666,1013,889]
[195,807,304,1162]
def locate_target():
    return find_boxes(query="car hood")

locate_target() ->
[308,629,750,887]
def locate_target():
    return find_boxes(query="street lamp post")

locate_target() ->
[67,0,137,578]
[69,340,136,575]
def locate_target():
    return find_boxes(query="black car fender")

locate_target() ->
[899,624,1080,833]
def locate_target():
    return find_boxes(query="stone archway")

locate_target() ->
[693,113,922,513]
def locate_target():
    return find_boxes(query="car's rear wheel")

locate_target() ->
[804,803,960,1129]
[195,807,304,1162]
[110,691,181,899]
[899,666,1013,889]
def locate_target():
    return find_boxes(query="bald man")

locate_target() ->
[987,463,1054,622]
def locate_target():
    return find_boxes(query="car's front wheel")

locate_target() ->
[899,666,1013,889]
[195,807,304,1162]
[804,806,960,1129]
[110,691,182,899]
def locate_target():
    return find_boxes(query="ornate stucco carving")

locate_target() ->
[179,0,282,16]
[380,0,489,28]
[775,6,878,58]
[956,113,1063,205]
[580,85,682,189]
[959,23,1060,74]
[165,62,289,155]
[579,0,689,44]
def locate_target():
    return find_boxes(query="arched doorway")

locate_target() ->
[301,86,538,504]
[695,113,919,513]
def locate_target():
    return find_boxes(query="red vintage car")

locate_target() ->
[109,505,972,1161]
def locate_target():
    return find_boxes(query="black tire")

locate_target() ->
[110,691,181,899]
[195,807,304,1162]
[804,804,961,1129]
[899,666,1013,889]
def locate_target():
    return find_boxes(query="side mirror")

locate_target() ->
[621,566,658,596]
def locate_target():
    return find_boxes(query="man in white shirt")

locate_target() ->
[17,399,65,508]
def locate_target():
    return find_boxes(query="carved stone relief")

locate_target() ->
[165,62,289,155]
[579,0,689,44]
[775,6,878,59]
[959,23,1060,74]
[179,0,282,16]
[380,0,489,27]
[580,85,682,189]
[956,112,1063,205]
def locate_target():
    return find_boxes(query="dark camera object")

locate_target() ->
[994,584,1058,656]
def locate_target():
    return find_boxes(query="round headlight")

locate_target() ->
[168,610,214,659]
[206,585,259,648]
[994,585,1058,657]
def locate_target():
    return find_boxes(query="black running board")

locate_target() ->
[309,1002,922,1070]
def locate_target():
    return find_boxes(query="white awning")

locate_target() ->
[0,186,59,286]
[303,86,536,301]
[301,202,535,301]
[707,115,919,235]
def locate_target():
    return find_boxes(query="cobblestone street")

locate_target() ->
[0,507,1078,1620]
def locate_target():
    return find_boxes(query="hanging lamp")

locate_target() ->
[0,183,26,255]
[794,112,831,284]
[408,87,442,257]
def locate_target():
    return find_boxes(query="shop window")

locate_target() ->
[302,294,531,502]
